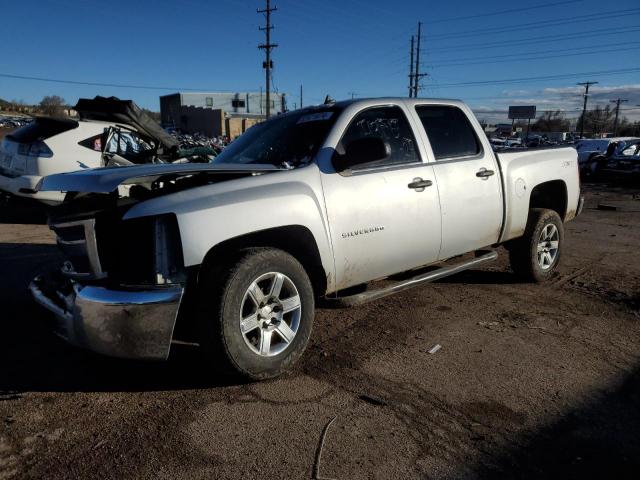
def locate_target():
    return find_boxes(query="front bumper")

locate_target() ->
[29,275,184,361]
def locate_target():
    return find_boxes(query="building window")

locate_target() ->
[232,99,246,108]
[206,97,213,107]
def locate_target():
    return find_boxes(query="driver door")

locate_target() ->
[320,104,442,291]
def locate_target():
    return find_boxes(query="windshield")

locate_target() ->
[214,107,343,166]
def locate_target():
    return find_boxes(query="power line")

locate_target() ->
[426,26,640,53]
[432,68,640,88]
[423,0,584,25]
[426,8,640,41]
[0,72,259,92]
[429,44,640,68]
[430,41,640,66]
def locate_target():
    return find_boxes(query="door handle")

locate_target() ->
[476,168,495,179]
[408,177,433,191]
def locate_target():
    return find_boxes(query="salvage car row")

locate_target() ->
[576,137,640,181]
[0,97,224,205]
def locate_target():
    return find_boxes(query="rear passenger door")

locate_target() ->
[413,105,503,259]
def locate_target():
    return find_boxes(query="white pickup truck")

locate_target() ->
[31,98,583,380]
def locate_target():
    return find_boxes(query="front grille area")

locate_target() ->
[51,214,185,287]
[51,219,106,280]
[96,215,185,286]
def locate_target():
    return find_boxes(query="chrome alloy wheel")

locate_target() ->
[239,272,302,357]
[537,224,559,270]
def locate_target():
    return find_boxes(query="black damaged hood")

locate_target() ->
[38,163,286,194]
[74,96,179,152]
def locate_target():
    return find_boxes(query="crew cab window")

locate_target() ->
[338,106,419,169]
[415,105,481,160]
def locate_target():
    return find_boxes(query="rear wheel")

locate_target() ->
[508,208,564,282]
[196,248,314,380]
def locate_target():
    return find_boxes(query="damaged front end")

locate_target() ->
[30,213,185,360]
[29,162,285,360]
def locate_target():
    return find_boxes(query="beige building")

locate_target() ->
[160,91,285,138]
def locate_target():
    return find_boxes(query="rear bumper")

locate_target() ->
[0,172,64,204]
[29,275,184,361]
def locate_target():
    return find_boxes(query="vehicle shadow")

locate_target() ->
[0,198,47,224]
[0,242,239,395]
[434,268,526,285]
[467,364,640,479]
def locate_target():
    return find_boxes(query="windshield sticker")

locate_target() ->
[297,112,334,124]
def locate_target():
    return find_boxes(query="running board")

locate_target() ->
[327,250,498,307]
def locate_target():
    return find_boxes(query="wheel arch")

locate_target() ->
[528,180,568,221]
[172,225,328,343]
[200,225,328,298]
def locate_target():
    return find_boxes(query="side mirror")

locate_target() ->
[334,137,390,172]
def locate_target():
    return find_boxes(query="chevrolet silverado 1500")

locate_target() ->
[30,98,583,380]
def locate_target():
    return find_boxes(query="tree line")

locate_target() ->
[481,108,639,137]
[531,107,639,136]
[0,95,161,123]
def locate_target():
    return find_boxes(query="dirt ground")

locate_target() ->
[1,184,639,480]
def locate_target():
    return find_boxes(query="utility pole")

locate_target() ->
[610,98,628,136]
[348,92,357,99]
[258,0,278,119]
[300,84,303,109]
[414,23,421,97]
[412,22,428,98]
[577,81,598,138]
[408,35,415,98]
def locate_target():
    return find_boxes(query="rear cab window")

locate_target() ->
[414,105,482,160]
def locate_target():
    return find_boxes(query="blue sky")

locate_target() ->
[1,0,639,121]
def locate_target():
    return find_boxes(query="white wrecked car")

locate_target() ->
[0,97,180,205]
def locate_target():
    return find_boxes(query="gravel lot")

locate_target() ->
[1,184,639,479]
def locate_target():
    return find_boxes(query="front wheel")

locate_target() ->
[196,248,315,380]
[508,208,564,282]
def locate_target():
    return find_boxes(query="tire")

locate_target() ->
[590,158,607,181]
[508,208,564,282]
[196,247,315,380]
